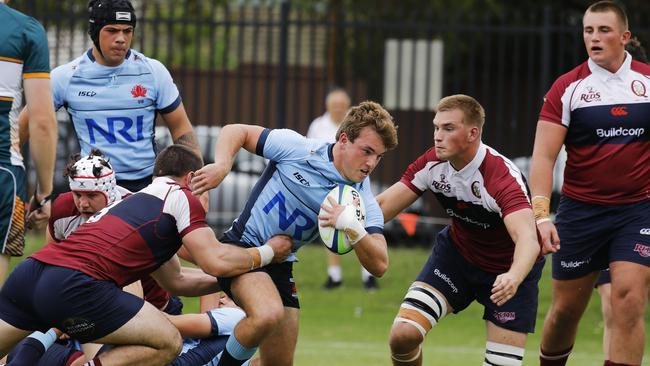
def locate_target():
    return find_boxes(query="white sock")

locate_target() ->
[361,267,372,281]
[328,266,342,282]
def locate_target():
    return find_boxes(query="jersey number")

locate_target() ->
[85,116,144,144]
[263,191,315,240]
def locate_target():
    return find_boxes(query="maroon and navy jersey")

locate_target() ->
[47,187,131,242]
[32,177,207,287]
[539,54,650,205]
[400,144,531,273]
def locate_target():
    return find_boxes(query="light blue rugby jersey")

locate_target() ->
[223,128,384,261]
[51,49,181,180]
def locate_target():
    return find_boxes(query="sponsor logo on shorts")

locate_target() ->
[560,258,591,269]
[62,317,96,338]
[493,311,516,323]
[596,127,644,138]
[290,277,298,298]
[633,243,650,258]
[580,86,601,102]
[433,268,458,293]
[640,228,650,235]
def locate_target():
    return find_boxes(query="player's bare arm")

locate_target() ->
[490,208,540,306]
[182,227,291,277]
[24,78,57,229]
[161,102,201,157]
[151,255,220,297]
[376,182,419,222]
[529,120,567,254]
[190,124,264,195]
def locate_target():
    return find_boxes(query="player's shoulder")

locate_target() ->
[128,49,169,73]
[550,61,591,90]
[51,54,85,79]
[630,59,650,76]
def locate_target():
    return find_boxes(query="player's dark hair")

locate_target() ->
[436,94,485,128]
[335,101,398,150]
[626,36,648,64]
[586,1,628,31]
[153,144,203,178]
[63,148,110,178]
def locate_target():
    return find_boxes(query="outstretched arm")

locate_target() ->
[376,182,419,222]
[190,124,264,195]
[150,255,220,297]
[490,208,540,306]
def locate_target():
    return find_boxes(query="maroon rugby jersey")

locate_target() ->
[400,144,531,273]
[539,55,650,204]
[33,177,207,287]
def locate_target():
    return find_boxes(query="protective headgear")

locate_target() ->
[88,0,137,55]
[68,154,119,206]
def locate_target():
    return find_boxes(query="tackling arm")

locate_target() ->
[190,124,264,195]
[150,255,220,297]
[376,182,420,222]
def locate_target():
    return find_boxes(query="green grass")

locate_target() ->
[12,233,650,365]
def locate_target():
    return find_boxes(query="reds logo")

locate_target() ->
[631,80,647,97]
[432,174,451,193]
[634,243,650,258]
[610,106,628,117]
[131,84,147,98]
[580,86,601,102]
[493,311,515,323]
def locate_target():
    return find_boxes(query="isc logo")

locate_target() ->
[85,116,144,144]
[78,91,97,97]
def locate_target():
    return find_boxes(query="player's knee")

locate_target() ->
[159,329,183,362]
[547,301,582,325]
[483,341,524,366]
[247,302,284,334]
[394,284,447,336]
[389,322,422,353]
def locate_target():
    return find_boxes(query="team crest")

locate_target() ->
[631,80,647,97]
[471,181,481,198]
[131,84,147,98]
[493,311,515,323]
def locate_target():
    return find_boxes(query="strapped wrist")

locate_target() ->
[335,205,367,245]
[532,195,550,221]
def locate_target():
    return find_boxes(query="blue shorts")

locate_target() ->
[0,259,144,342]
[0,164,27,256]
[552,196,650,280]
[415,227,544,333]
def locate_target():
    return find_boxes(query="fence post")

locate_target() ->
[540,5,552,96]
[276,0,290,128]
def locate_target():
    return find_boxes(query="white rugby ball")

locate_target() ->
[318,184,366,254]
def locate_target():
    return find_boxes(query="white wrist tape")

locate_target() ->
[335,204,367,245]
[257,244,275,267]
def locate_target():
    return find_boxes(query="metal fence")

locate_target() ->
[14,0,650,237]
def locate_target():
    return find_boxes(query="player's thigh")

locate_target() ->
[0,318,31,357]
[486,321,527,348]
[230,271,284,318]
[610,261,650,302]
[258,307,299,366]
[93,300,181,350]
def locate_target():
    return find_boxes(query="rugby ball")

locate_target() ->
[318,184,366,254]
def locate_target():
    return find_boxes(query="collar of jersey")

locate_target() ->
[587,50,631,83]
[449,143,486,180]
[86,48,132,64]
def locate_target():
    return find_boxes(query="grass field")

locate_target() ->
[11,233,650,365]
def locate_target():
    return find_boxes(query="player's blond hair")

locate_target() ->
[335,101,398,150]
[436,94,485,128]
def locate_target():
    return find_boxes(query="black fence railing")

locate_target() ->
[14,1,650,238]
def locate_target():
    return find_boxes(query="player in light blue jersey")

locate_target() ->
[191,101,399,366]
[19,0,200,192]
[0,0,57,285]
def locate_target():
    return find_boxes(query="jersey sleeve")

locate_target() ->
[50,64,71,110]
[359,178,384,234]
[149,58,181,114]
[21,17,50,78]
[165,187,208,237]
[257,128,315,162]
[399,147,437,195]
[48,192,79,242]
[483,159,531,218]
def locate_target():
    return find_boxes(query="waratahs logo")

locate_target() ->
[131,84,147,98]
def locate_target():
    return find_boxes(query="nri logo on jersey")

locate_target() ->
[85,116,145,144]
[263,191,315,240]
